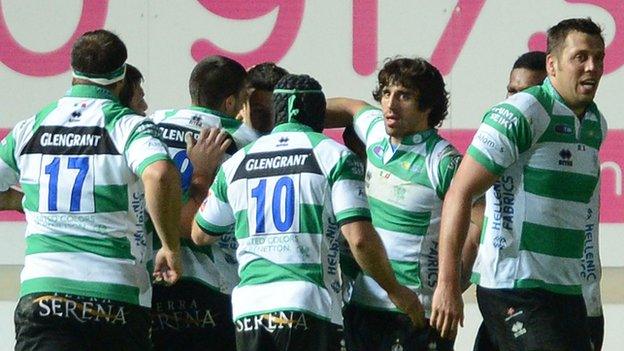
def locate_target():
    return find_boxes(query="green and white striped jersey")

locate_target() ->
[195,122,370,324]
[349,106,461,317]
[0,85,170,307]
[150,107,258,294]
[469,78,607,295]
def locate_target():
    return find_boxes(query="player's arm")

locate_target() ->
[460,197,485,291]
[191,168,235,246]
[341,220,425,328]
[432,101,531,338]
[330,151,424,327]
[0,187,24,212]
[431,156,497,338]
[142,160,183,284]
[179,128,232,238]
[191,220,220,246]
[342,126,367,161]
[434,150,485,293]
[325,98,369,128]
[126,118,183,284]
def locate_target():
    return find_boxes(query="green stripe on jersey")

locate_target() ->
[482,103,532,153]
[523,85,554,113]
[102,102,136,134]
[21,183,129,212]
[94,185,128,212]
[135,154,171,177]
[32,102,59,131]
[479,217,488,244]
[536,115,577,144]
[580,119,603,150]
[21,277,139,305]
[304,131,329,148]
[328,154,365,186]
[212,169,228,203]
[513,278,581,295]
[519,222,584,259]
[195,214,230,235]
[239,258,323,288]
[389,260,421,287]
[470,272,481,285]
[232,205,325,238]
[483,103,533,153]
[523,167,597,203]
[234,210,250,239]
[125,121,162,151]
[300,204,324,234]
[26,234,134,259]
[467,146,506,176]
[368,197,430,235]
[367,149,430,186]
[335,207,370,225]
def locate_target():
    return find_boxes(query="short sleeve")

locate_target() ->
[194,168,235,236]
[466,103,532,176]
[124,119,171,176]
[353,106,383,145]
[328,150,371,225]
[435,148,462,199]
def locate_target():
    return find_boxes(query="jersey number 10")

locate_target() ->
[249,175,299,234]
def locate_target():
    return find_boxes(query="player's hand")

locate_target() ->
[185,128,232,177]
[430,282,464,339]
[388,285,426,329]
[153,247,182,285]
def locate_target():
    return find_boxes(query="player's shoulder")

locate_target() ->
[149,108,178,124]
[500,85,552,120]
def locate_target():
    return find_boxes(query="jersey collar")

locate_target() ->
[271,122,315,134]
[65,84,119,101]
[393,128,437,147]
[542,77,598,118]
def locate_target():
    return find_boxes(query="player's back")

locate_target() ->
[151,107,257,191]
[150,106,258,293]
[9,85,163,306]
[214,122,367,324]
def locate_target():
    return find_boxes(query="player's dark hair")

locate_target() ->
[373,57,449,128]
[248,62,289,91]
[189,55,247,109]
[273,74,326,132]
[547,18,604,56]
[71,30,127,77]
[513,51,547,71]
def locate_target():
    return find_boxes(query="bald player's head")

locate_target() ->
[506,51,547,98]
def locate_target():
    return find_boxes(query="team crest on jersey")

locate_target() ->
[393,185,406,202]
